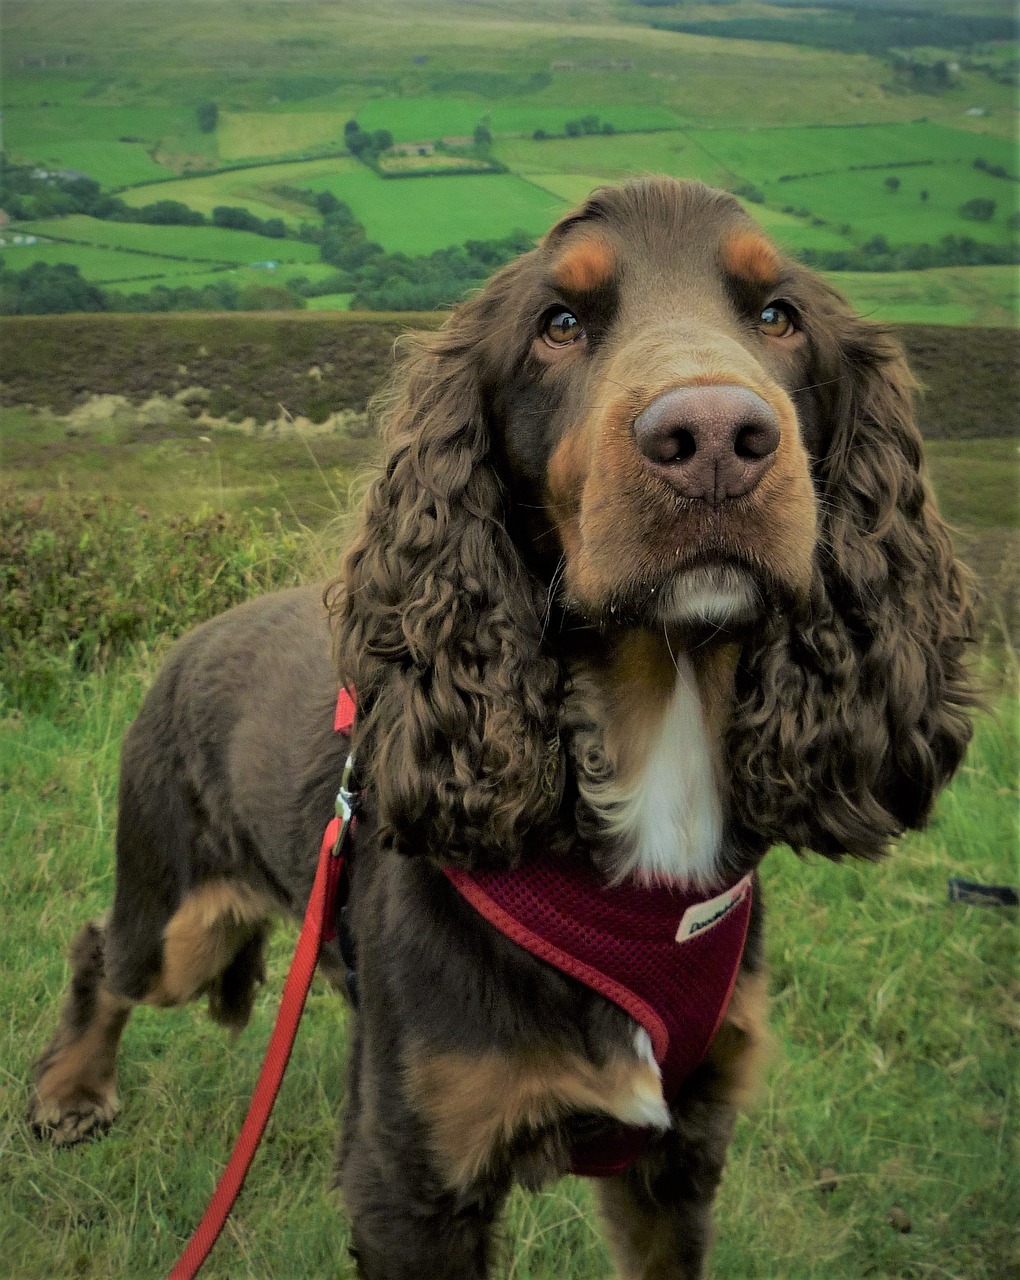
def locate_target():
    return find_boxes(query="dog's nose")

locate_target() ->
[633,385,781,503]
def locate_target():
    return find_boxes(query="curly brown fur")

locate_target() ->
[34,179,975,1279]
[330,309,565,868]
[331,178,975,878]
[727,303,975,859]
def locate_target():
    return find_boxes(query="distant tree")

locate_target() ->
[0,259,106,315]
[732,182,765,204]
[372,129,393,153]
[344,119,360,138]
[347,131,369,157]
[884,176,901,192]
[602,122,615,135]
[564,119,582,137]
[135,199,205,226]
[315,190,340,215]
[213,205,263,232]
[920,189,929,202]
[959,197,996,222]
[532,129,548,141]
[196,101,219,134]
[473,122,492,148]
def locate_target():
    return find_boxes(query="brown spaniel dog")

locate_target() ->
[32,179,974,1279]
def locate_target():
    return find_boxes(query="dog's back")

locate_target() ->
[30,586,344,1144]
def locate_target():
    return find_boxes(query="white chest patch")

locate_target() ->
[606,655,723,890]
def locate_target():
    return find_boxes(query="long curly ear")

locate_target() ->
[729,303,976,859]
[329,292,563,868]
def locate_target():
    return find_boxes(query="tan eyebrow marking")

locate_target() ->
[552,236,617,294]
[721,230,782,287]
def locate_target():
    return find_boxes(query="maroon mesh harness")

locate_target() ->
[443,862,752,1176]
[336,692,752,1178]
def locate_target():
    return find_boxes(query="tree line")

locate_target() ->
[1,166,289,238]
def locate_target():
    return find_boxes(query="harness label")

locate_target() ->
[675,874,752,945]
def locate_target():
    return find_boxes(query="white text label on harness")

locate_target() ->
[675,875,752,944]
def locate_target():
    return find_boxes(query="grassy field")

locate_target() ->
[0,402,1016,1276]
[833,265,1019,326]
[20,214,323,265]
[3,0,1017,319]
[117,158,363,225]
[297,167,569,254]
[217,110,353,162]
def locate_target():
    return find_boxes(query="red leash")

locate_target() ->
[167,690,357,1280]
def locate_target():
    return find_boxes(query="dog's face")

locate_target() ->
[338,174,974,868]
[478,180,830,633]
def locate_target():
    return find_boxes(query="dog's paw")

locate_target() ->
[29,1085,120,1146]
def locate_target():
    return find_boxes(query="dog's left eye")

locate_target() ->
[758,303,796,338]
[542,308,585,347]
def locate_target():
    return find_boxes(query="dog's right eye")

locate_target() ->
[542,309,585,347]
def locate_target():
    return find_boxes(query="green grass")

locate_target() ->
[297,167,569,254]
[106,261,341,294]
[305,291,354,310]
[832,265,1019,327]
[0,652,1014,1278]
[691,122,1017,187]
[0,239,206,283]
[0,388,1016,1275]
[3,102,206,184]
[117,158,363,226]
[0,406,374,529]
[4,0,1018,311]
[494,130,728,183]
[350,96,681,144]
[925,437,1020,529]
[771,167,1018,246]
[217,110,354,161]
[21,215,322,266]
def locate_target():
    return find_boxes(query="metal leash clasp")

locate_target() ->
[333,751,360,857]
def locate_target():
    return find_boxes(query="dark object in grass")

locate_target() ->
[30,178,976,1278]
[887,1205,913,1233]
[948,877,1019,907]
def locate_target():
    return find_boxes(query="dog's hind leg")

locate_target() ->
[31,880,274,1145]
[30,917,133,1145]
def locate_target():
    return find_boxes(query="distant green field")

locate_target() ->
[119,158,362,226]
[350,96,682,143]
[832,265,1018,326]
[771,167,1018,245]
[0,240,206,283]
[2,0,1017,324]
[11,138,173,187]
[305,291,354,311]
[494,131,725,182]
[4,103,204,185]
[692,122,1017,184]
[298,167,568,254]
[108,262,341,295]
[741,204,854,253]
[217,111,353,161]
[22,215,323,265]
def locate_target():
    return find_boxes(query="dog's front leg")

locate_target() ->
[337,1028,506,1280]
[594,969,770,1279]
[592,1102,735,1280]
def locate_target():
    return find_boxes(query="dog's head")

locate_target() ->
[334,178,975,869]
